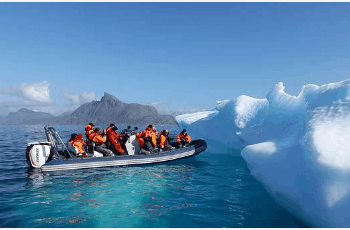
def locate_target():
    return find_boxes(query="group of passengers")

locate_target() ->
[68,123,192,157]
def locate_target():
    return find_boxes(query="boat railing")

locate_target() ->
[44,126,73,158]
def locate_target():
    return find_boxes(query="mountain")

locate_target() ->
[57,93,176,125]
[0,108,56,125]
[58,111,73,117]
[0,93,177,126]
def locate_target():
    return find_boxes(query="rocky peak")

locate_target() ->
[100,92,123,106]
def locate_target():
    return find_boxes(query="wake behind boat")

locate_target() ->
[26,126,207,172]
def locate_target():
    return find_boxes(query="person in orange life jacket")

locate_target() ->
[84,123,95,153]
[105,124,116,135]
[69,133,87,157]
[89,127,114,156]
[159,130,175,151]
[104,123,115,145]
[137,124,157,155]
[85,123,95,140]
[177,129,192,148]
[136,125,152,149]
[108,126,127,155]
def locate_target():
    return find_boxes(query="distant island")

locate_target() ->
[0,93,177,126]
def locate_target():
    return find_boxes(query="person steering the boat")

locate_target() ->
[89,127,114,156]
[68,133,87,157]
[108,126,127,155]
[177,129,192,148]
[137,124,157,155]
[159,129,175,151]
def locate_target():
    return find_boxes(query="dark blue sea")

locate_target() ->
[0,125,308,228]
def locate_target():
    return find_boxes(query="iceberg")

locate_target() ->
[175,79,350,227]
[176,96,269,152]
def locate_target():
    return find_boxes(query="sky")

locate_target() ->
[0,2,350,116]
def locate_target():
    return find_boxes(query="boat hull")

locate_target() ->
[41,139,207,172]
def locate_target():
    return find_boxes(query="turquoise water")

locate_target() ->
[0,125,308,227]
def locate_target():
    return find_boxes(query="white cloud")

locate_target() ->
[0,81,69,116]
[61,87,96,106]
[0,81,53,103]
[0,82,97,116]
[20,81,52,103]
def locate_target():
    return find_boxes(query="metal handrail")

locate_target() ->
[44,126,72,158]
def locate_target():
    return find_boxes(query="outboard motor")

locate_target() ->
[26,142,52,168]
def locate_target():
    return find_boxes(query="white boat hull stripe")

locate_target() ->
[42,149,196,172]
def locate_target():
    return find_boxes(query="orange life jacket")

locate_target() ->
[136,129,147,138]
[106,126,114,135]
[85,124,94,137]
[104,126,113,143]
[143,130,157,146]
[108,131,125,154]
[177,133,191,143]
[159,134,167,148]
[137,127,156,147]
[69,134,86,154]
[89,131,106,144]
[136,129,147,148]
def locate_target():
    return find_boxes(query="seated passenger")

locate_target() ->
[108,126,127,155]
[85,123,95,140]
[136,125,150,149]
[159,130,175,151]
[137,124,157,155]
[89,127,114,156]
[104,123,116,147]
[176,129,192,148]
[105,124,116,136]
[69,133,87,157]
[84,123,96,152]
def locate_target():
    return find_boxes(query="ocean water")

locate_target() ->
[0,125,308,228]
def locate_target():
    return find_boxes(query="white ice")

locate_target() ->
[175,79,350,227]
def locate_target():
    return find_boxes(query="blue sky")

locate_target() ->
[0,3,349,116]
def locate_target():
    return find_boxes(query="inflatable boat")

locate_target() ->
[26,126,207,172]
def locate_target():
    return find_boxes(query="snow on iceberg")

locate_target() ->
[176,95,268,152]
[175,79,350,227]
